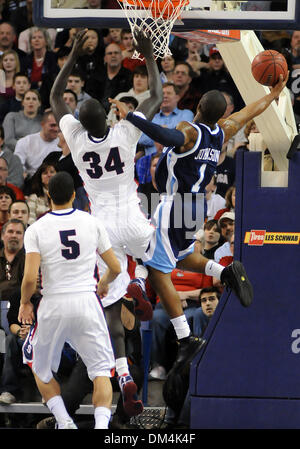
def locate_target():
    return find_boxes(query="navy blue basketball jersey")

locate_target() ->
[155,122,225,195]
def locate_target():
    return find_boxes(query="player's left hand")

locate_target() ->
[97,280,109,298]
[133,30,153,58]
[18,303,34,325]
[108,98,129,120]
[71,28,89,57]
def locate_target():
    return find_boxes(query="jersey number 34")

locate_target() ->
[83,147,125,179]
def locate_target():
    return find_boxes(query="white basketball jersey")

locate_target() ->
[59,113,145,212]
[24,208,111,295]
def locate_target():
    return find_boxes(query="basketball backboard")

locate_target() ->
[34,0,299,31]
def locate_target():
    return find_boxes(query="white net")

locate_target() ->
[117,0,190,60]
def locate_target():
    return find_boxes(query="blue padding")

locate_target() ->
[190,151,300,428]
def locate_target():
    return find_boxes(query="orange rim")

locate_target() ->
[118,0,190,9]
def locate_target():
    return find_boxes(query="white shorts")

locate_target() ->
[95,204,154,308]
[24,292,115,383]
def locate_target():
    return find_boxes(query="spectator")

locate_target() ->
[213,232,234,290]
[214,185,236,221]
[18,26,57,54]
[0,49,20,100]
[0,157,24,201]
[164,286,220,429]
[82,41,132,111]
[66,69,92,110]
[214,151,236,198]
[149,265,213,380]
[108,28,123,49]
[137,153,160,218]
[0,72,31,124]
[14,110,60,181]
[44,131,89,212]
[193,286,220,336]
[285,30,300,69]
[0,125,24,189]
[194,46,244,112]
[136,82,194,184]
[139,82,194,157]
[0,185,16,233]
[55,47,72,71]
[54,28,77,53]
[214,211,235,264]
[2,0,34,35]
[194,219,222,260]
[184,40,209,77]
[107,65,150,127]
[8,201,30,228]
[220,91,248,158]
[0,218,24,301]
[121,29,145,72]
[23,27,58,109]
[74,29,107,100]
[3,89,42,152]
[204,174,226,221]
[172,61,201,114]
[26,161,57,224]
[0,291,40,405]
[0,22,27,70]
[63,89,79,118]
[159,54,176,84]
[110,95,138,124]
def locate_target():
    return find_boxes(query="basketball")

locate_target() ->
[251,50,288,87]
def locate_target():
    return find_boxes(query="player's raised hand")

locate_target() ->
[70,28,89,58]
[109,98,130,120]
[271,72,289,99]
[133,30,153,58]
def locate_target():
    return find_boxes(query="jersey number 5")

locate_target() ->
[59,230,80,260]
[83,147,125,179]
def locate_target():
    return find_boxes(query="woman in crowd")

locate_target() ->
[214,185,236,221]
[3,89,42,152]
[0,50,21,100]
[159,55,176,83]
[0,185,16,233]
[27,161,57,224]
[24,27,57,109]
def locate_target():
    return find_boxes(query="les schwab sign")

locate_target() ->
[244,230,300,246]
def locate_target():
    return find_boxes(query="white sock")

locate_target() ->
[47,395,72,427]
[135,264,148,280]
[170,315,191,340]
[116,357,129,377]
[94,406,111,429]
[205,260,224,280]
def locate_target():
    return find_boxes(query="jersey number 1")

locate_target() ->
[59,230,80,260]
[83,147,125,179]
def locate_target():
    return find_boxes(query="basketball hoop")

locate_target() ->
[117,0,190,60]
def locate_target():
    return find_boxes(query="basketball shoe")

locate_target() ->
[126,278,153,321]
[118,373,143,417]
[220,260,253,307]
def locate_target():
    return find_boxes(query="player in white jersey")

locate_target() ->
[50,29,163,417]
[18,172,121,429]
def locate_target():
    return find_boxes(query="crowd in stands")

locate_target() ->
[0,0,298,428]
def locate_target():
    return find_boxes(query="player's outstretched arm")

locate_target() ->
[50,29,89,125]
[219,73,288,143]
[132,31,163,120]
[109,98,197,151]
